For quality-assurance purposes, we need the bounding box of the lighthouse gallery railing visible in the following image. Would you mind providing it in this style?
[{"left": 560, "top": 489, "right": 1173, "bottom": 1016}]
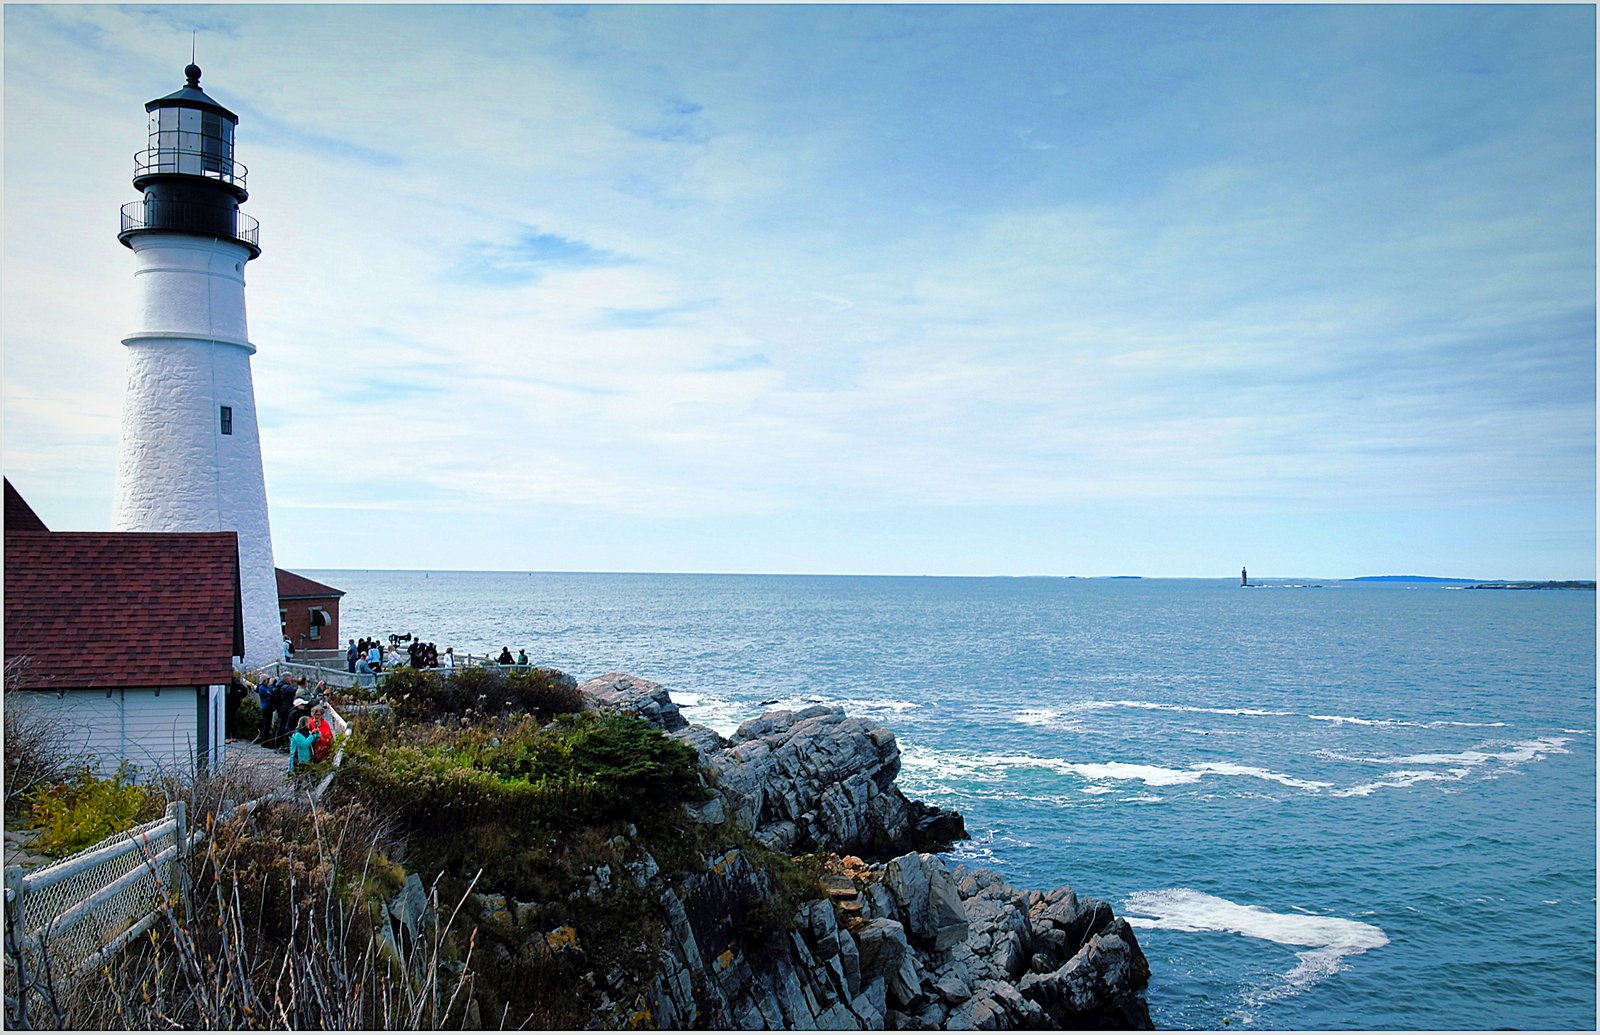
[{"left": 120, "top": 200, "right": 260, "bottom": 250}]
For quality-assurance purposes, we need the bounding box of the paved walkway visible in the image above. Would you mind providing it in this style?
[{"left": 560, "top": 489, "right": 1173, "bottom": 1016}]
[{"left": 221, "top": 738, "right": 289, "bottom": 785}]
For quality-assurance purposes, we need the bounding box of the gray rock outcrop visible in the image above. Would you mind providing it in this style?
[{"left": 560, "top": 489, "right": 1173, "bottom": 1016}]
[
  {"left": 575, "top": 673, "right": 1152, "bottom": 1029},
  {"left": 635, "top": 850, "right": 1150, "bottom": 1030}
]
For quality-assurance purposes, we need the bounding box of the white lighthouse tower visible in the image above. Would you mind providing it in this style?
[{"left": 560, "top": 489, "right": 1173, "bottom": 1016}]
[{"left": 112, "top": 63, "right": 279, "bottom": 666}]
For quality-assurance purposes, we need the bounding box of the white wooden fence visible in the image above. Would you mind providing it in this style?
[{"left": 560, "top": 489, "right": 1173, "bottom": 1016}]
[{"left": 3, "top": 701, "right": 351, "bottom": 1024}]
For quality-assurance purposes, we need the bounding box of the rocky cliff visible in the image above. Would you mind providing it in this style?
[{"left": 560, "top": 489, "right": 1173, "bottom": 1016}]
[{"left": 570, "top": 673, "right": 1153, "bottom": 1029}]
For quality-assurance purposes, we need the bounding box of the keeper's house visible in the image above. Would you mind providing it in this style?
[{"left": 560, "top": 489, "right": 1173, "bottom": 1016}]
[
  {"left": 4, "top": 480, "right": 242, "bottom": 778},
  {"left": 277, "top": 568, "right": 343, "bottom": 650}
]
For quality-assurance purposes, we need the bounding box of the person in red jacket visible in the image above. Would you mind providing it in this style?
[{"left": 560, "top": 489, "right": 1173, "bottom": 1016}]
[{"left": 309, "top": 705, "right": 335, "bottom": 763}]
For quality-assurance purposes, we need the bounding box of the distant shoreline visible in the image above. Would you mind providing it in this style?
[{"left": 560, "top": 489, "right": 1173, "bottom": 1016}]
[
  {"left": 1462, "top": 581, "right": 1596, "bottom": 591},
  {"left": 296, "top": 568, "right": 1593, "bottom": 584}
]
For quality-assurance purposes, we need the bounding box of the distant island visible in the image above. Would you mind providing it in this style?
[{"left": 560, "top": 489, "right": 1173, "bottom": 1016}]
[
  {"left": 1347, "top": 575, "right": 1477, "bottom": 583},
  {"left": 1463, "top": 581, "right": 1595, "bottom": 591}
]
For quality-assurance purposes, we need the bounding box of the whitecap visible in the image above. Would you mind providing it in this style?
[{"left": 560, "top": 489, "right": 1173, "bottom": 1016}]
[
  {"left": 941, "top": 829, "right": 1035, "bottom": 868},
  {"left": 1362, "top": 735, "right": 1570, "bottom": 768},
  {"left": 1016, "top": 708, "right": 1063, "bottom": 725},
  {"left": 1308, "top": 713, "right": 1510, "bottom": 730},
  {"left": 1188, "top": 762, "right": 1333, "bottom": 792},
  {"left": 1122, "top": 888, "right": 1387, "bottom": 1001},
  {"left": 908, "top": 748, "right": 1328, "bottom": 792},
  {"left": 900, "top": 745, "right": 1008, "bottom": 783},
  {"left": 1333, "top": 766, "right": 1474, "bottom": 797},
  {"left": 1123, "top": 794, "right": 1164, "bottom": 804},
  {"left": 1308, "top": 713, "right": 1408, "bottom": 728},
  {"left": 1091, "top": 699, "right": 1293, "bottom": 718}
]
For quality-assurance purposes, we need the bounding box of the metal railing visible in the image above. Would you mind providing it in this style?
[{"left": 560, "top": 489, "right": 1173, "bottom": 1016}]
[
  {"left": 266, "top": 655, "right": 545, "bottom": 691},
  {"left": 133, "top": 147, "right": 247, "bottom": 189},
  {"left": 119, "top": 200, "right": 260, "bottom": 251}
]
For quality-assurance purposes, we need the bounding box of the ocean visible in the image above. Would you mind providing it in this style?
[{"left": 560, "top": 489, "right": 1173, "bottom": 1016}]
[{"left": 308, "top": 570, "right": 1596, "bottom": 1031}]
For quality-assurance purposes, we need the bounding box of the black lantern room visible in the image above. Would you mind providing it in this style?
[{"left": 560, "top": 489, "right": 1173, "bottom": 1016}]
[{"left": 118, "top": 64, "right": 260, "bottom": 257}]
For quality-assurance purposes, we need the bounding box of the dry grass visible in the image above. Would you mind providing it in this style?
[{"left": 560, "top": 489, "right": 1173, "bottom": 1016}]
[{"left": 17, "top": 794, "right": 487, "bottom": 1031}]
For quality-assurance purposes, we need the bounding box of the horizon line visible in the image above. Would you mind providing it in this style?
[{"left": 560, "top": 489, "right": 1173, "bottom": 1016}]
[{"left": 284, "top": 567, "right": 1573, "bottom": 583}]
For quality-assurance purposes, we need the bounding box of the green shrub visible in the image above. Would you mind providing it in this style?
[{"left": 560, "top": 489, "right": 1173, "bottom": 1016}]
[
  {"left": 235, "top": 693, "right": 262, "bottom": 740},
  {"left": 560, "top": 712, "right": 707, "bottom": 811},
  {"left": 507, "top": 667, "right": 585, "bottom": 721},
  {"left": 382, "top": 664, "right": 583, "bottom": 725},
  {"left": 27, "top": 765, "right": 165, "bottom": 856},
  {"left": 343, "top": 713, "right": 708, "bottom": 878}
]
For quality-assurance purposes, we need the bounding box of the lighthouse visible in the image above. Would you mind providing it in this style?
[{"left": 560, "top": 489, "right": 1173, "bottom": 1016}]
[{"left": 112, "top": 63, "right": 279, "bottom": 666}]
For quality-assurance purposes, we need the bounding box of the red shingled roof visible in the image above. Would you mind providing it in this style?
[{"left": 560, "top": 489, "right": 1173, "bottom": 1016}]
[
  {"left": 276, "top": 568, "right": 345, "bottom": 599},
  {"left": 5, "top": 530, "right": 243, "bottom": 689},
  {"left": 5, "top": 479, "right": 49, "bottom": 533}
]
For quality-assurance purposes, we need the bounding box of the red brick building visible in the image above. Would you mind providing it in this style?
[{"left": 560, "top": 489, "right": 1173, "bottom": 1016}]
[{"left": 276, "top": 568, "right": 344, "bottom": 650}]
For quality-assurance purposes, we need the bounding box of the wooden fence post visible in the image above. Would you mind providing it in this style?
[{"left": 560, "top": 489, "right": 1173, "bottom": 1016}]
[
  {"left": 170, "top": 800, "right": 190, "bottom": 919},
  {"left": 5, "top": 865, "right": 31, "bottom": 1028}
]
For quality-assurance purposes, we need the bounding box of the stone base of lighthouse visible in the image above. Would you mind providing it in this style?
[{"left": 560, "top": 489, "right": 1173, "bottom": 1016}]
[{"left": 112, "top": 234, "right": 280, "bottom": 667}]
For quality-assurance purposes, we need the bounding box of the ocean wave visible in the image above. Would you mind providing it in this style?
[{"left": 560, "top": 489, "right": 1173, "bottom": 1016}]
[
  {"left": 1308, "top": 713, "right": 1510, "bottom": 730},
  {"left": 1352, "top": 735, "right": 1571, "bottom": 768},
  {"left": 1027, "top": 703, "right": 1515, "bottom": 733},
  {"left": 940, "top": 828, "right": 1035, "bottom": 869},
  {"left": 903, "top": 746, "right": 1326, "bottom": 792},
  {"left": 899, "top": 745, "right": 1009, "bottom": 783},
  {"left": 1332, "top": 768, "right": 1474, "bottom": 798},
  {"left": 1122, "top": 888, "right": 1387, "bottom": 1002},
  {"left": 1088, "top": 700, "right": 1294, "bottom": 718}
]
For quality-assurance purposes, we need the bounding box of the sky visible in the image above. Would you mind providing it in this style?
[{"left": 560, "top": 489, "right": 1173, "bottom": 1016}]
[{"left": 2, "top": 3, "right": 1595, "bottom": 579}]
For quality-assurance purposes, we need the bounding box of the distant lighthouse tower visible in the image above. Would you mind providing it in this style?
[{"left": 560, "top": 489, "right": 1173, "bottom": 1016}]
[{"left": 112, "top": 63, "right": 279, "bottom": 666}]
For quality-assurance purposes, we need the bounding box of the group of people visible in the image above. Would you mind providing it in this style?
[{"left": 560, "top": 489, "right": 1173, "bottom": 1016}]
[
  {"left": 254, "top": 675, "right": 335, "bottom": 771},
  {"left": 496, "top": 647, "right": 530, "bottom": 667},
  {"left": 346, "top": 636, "right": 457, "bottom": 683}
]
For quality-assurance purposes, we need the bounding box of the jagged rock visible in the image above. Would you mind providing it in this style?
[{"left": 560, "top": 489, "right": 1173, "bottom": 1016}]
[
  {"left": 470, "top": 891, "right": 511, "bottom": 927},
  {"left": 625, "top": 851, "right": 661, "bottom": 887},
  {"left": 883, "top": 852, "right": 969, "bottom": 952},
  {"left": 908, "top": 799, "right": 969, "bottom": 851},
  {"left": 564, "top": 676, "right": 1151, "bottom": 1030},
  {"left": 676, "top": 722, "right": 728, "bottom": 759},
  {"left": 578, "top": 672, "right": 688, "bottom": 732},
  {"left": 388, "top": 872, "right": 430, "bottom": 943},
  {"left": 1018, "top": 923, "right": 1153, "bottom": 1029}
]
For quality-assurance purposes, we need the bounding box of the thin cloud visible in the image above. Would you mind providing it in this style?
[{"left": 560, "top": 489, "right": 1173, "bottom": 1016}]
[{"left": 451, "top": 228, "right": 629, "bottom": 285}]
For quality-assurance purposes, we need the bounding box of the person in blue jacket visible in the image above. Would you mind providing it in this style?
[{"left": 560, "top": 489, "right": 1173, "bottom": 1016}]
[{"left": 287, "top": 716, "right": 321, "bottom": 773}]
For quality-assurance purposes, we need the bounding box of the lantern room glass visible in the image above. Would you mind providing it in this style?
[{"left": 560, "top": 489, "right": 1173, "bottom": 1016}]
[{"left": 145, "top": 105, "right": 236, "bottom": 179}]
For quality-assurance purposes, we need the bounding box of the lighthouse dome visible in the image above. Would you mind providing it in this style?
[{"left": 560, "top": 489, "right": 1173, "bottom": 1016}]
[{"left": 146, "top": 63, "right": 239, "bottom": 121}]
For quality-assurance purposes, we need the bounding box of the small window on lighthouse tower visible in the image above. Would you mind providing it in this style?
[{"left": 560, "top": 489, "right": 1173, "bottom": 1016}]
[{"left": 220, "top": 406, "right": 233, "bottom": 435}]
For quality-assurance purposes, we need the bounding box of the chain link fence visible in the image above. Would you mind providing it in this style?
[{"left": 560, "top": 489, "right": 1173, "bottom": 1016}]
[{"left": 5, "top": 801, "right": 186, "bottom": 1023}]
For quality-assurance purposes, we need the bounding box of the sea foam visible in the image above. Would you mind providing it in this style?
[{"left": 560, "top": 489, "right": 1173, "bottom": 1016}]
[{"left": 1122, "top": 888, "right": 1388, "bottom": 1000}]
